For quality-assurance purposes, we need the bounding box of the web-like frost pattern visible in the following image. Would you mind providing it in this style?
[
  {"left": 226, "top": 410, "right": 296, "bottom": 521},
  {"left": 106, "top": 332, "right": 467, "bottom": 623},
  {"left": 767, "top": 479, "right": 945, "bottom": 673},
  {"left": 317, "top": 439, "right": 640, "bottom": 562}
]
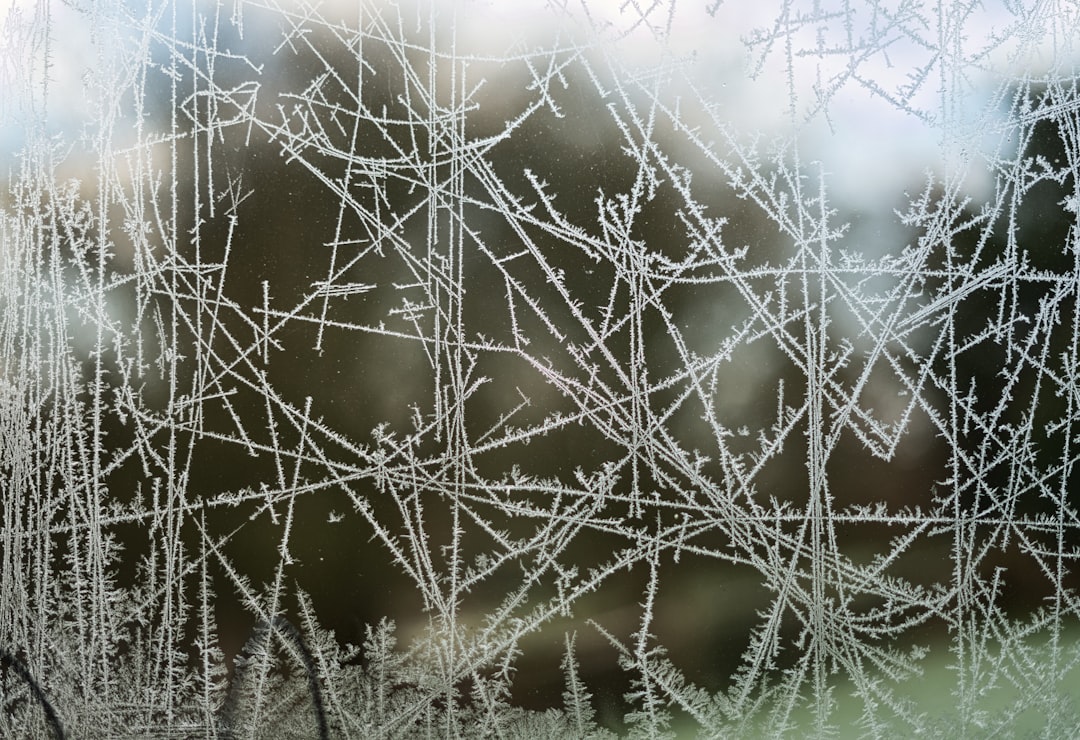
[{"left": 2, "top": 0, "right": 1080, "bottom": 737}]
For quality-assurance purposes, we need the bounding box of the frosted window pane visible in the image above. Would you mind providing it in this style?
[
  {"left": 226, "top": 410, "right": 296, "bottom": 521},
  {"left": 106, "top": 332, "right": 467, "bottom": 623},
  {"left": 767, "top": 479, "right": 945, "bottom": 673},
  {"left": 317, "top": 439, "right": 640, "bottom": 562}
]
[{"left": 2, "top": 1, "right": 1079, "bottom": 736}]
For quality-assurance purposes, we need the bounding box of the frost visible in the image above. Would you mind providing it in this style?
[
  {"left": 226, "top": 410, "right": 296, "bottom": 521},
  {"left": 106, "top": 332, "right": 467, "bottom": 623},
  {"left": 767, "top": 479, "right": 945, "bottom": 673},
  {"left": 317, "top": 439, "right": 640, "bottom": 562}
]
[{"left": 2, "top": 0, "right": 1080, "bottom": 737}]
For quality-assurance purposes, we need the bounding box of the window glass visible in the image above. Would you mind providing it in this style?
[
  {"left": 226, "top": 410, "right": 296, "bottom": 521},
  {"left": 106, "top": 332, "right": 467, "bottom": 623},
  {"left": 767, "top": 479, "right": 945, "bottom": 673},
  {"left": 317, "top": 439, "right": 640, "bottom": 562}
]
[{"left": 2, "top": 1, "right": 1078, "bottom": 735}]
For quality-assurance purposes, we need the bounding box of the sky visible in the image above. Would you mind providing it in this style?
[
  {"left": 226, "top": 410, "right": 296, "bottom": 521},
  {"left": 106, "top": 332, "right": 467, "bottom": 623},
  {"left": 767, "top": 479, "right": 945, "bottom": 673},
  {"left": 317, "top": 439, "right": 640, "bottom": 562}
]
[{"left": 0, "top": 0, "right": 1069, "bottom": 207}]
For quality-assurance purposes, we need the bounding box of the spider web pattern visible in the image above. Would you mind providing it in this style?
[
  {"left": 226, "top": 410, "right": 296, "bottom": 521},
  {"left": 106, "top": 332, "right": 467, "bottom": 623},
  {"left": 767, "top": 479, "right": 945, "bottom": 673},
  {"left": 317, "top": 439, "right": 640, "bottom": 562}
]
[{"left": 2, "top": 0, "right": 1080, "bottom": 736}]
